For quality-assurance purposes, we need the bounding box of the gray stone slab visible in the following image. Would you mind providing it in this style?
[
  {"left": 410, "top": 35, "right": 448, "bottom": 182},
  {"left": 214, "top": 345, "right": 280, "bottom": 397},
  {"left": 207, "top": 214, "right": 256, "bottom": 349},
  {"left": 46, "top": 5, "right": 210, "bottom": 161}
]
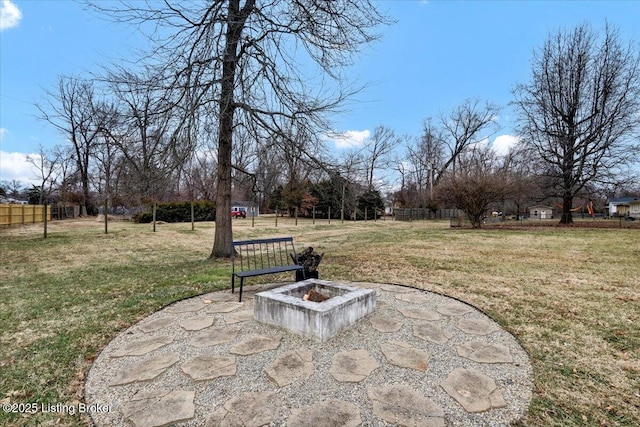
[
  {"left": 230, "top": 335, "right": 282, "bottom": 355},
  {"left": 110, "top": 353, "right": 180, "bottom": 386},
  {"left": 457, "top": 318, "right": 500, "bottom": 335},
  {"left": 207, "top": 301, "right": 245, "bottom": 313},
  {"left": 181, "top": 355, "right": 236, "bottom": 381},
  {"left": 287, "top": 400, "right": 361, "bottom": 427},
  {"left": 188, "top": 326, "right": 240, "bottom": 348},
  {"left": 397, "top": 306, "right": 441, "bottom": 321},
  {"left": 137, "top": 316, "right": 177, "bottom": 333},
  {"left": 205, "top": 391, "right": 277, "bottom": 427},
  {"left": 367, "top": 384, "right": 445, "bottom": 427},
  {"left": 178, "top": 316, "right": 215, "bottom": 331},
  {"left": 166, "top": 299, "right": 207, "bottom": 313},
  {"left": 441, "top": 368, "right": 507, "bottom": 413},
  {"left": 203, "top": 293, "right": 236, "bottom": 303},
  {"left": 110, "top": 336, "right": 174, "bottom": 358},
  {"left": 395, "top": 293, "right": 431, "bottom": 304},
  {"left": 329, "top": 349, "right": 379, "bottom": 382},
  {"left": 224, "top": 310, "right": 253, "bottom": 324},
  {"left": 436, "top": 303, "right": 473, "bottom": 316},
  {"left": 380, "top": 340, "right": 430, "bottom": 371},
  {"left": 379, "top": 284, "right": 414, "bottom": 293},
  {"left": 369, "top": 313, "right": 403, "bottom": 333},
  {"left": 457, "top": 340, "right": 513, "bottom": 363},
  {"left": 122, "top": 389, "right": 195, "bottom": 427},
  {"left": 413, "top": 321, "right": 452, "bottom": 344},
  {"left": 265, "top": 348, "right": 314, "bottom": 387}
]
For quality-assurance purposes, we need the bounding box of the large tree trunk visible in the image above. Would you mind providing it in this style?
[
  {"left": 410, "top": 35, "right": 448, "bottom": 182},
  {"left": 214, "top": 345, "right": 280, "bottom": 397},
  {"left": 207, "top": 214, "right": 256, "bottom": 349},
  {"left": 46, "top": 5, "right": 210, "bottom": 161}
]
[
  {"left": 211, "top": 115, "right": 234, "bottom": 257},
  {"left": 210, "top": 0, "right": 254, "bottom": 258},
  {"left": 560, "top": 194, "right": 574, "bottom": 225}
]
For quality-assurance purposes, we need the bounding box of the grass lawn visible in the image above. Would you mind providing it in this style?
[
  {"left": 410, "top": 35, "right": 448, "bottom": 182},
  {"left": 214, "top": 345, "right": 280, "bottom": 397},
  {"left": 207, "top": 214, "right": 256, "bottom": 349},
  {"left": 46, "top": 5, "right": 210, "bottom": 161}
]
[{"left": 1, "top": 216, "right": 638, "bottom": 426}]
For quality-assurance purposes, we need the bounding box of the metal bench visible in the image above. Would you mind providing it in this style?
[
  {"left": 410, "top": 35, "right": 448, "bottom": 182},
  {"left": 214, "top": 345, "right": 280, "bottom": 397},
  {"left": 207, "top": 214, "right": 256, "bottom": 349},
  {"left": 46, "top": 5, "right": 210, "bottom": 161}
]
[{"left": 231, "top": 237, "right": 304, "bottom": 302}]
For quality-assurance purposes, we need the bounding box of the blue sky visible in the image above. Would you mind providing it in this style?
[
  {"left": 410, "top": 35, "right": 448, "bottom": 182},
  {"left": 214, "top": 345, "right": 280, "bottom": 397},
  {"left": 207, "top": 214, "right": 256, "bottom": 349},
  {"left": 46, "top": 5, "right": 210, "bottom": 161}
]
[{"left": 2, "top": 0, "right": 640, "bottom": 187}]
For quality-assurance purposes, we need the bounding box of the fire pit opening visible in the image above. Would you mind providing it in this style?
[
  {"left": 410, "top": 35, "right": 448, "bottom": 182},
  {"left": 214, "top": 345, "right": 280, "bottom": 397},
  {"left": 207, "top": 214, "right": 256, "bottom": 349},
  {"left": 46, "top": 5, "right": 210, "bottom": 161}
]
[
  {"left": 285, "top": 282, "right": 347, "bottom": 302},
  {"left": 253, "top": 280, "right": 376, "bottom": 342}
]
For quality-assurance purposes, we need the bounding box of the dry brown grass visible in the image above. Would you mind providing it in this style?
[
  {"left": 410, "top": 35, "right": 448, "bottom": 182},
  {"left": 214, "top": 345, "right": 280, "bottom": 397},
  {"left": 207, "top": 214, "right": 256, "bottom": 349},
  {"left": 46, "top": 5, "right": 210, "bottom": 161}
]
[{"left": 1, "top": 216, "right": 639, "bottom": 426}]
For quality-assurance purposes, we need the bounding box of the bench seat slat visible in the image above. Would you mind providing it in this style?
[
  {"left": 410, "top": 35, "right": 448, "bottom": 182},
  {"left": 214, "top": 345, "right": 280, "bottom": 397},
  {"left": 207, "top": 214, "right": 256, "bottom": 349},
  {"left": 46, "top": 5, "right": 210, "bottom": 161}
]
[{"left": 234, "top": 265, "right": 302, "bottom": 278}]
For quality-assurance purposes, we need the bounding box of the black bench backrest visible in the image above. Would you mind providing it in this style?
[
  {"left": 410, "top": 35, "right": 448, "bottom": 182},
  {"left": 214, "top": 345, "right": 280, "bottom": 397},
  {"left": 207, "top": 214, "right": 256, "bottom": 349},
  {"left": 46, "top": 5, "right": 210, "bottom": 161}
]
[{"left": 232, "top": 237, "right": 299, "bottom": 274}]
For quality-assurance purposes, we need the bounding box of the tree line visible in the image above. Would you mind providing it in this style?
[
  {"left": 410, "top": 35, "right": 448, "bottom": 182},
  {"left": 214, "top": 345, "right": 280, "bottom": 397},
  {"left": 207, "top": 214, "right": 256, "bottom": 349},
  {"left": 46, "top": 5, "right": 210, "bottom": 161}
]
[{"left": 2, "top": 4, "right": 639, "bottom": 250}]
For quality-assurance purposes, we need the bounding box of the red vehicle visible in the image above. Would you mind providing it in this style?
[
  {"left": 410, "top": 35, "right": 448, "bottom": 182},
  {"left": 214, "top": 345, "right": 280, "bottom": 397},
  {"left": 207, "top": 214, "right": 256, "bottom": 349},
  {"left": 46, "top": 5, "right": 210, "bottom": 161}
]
[{"left": 231, "top": 207, "right": 247, "bottom": 218}]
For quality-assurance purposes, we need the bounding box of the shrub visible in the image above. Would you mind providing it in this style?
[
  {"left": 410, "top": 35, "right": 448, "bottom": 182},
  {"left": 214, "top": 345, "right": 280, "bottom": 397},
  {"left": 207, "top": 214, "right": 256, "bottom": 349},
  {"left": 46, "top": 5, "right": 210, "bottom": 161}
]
[{"left": 132, "top": 201, "right": 216, "bottom": 223}]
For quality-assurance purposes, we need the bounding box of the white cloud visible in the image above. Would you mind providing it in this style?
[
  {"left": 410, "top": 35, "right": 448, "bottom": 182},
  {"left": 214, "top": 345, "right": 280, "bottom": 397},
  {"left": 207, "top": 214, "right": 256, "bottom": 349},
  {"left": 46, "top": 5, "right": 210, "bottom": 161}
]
[
  {"left": 0, "top": 0, "right": 22, "bottom": 31},
  {"left": 0, "top": 128, "right": 6, "bottom": 141},
  {"left": 327, "top": 129, "right": 371, "bottom": 149},
  {"left": 0, "top": 151, "right": 40, "bottom": 187},
  {"left": 491, "top": 134, "right": 519, "bottom": 156}
]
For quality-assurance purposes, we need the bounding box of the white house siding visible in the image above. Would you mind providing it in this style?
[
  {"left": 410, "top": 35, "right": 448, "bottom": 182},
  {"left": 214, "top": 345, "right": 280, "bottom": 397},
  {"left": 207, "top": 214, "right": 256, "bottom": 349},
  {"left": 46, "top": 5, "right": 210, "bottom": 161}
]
[{"left": 529, "top": 206, "right": 554, "bottom": 220}]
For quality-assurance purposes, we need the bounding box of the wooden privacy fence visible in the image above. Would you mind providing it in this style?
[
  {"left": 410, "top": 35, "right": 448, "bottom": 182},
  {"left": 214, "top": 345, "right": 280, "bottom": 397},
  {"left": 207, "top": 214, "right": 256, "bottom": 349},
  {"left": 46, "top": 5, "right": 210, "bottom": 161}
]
[{"left": 0, "top": 204, "right": 52, "bottom": 228}]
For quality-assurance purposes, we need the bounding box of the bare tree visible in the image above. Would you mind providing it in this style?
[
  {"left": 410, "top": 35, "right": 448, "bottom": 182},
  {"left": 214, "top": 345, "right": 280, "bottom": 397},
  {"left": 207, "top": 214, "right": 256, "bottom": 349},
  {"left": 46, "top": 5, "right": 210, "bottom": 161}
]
[
  {"left": 405, "top": 121, "right": 445, "bottom": 205},
  {"left": 436, "top": 99, "right": 499, "bottom": 184},
  {"left": 513, "top": 23, "right": 640, "bottom": 224},
  {"left": 106, "top": 68, "right": 196, "bottom": 204},
  {"left": 26, "top": 144, "right": 61, "bottom": 204},
  {"left": 91, "top": 1, "right": 388, "bottom": 258},
  {"left": 363, "top": 125, "right": 398, "bottom": 191},
  {"left": 437, "top": 146, "right": 511, "bottom": 228},
  {"left": 37, "top": 76, "right": 104, "bottom": 215}
]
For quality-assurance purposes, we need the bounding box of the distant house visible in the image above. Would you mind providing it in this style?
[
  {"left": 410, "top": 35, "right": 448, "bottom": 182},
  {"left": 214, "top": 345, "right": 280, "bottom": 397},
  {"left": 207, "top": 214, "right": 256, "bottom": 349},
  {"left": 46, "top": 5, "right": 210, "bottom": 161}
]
[
  {"left": 607, "top": 197, "right": 639, "bottom": 217},
  {"left": 0, "top": 196, "right": 28, "bottom": 204},
  {"left": 232, "top": 201, "right": 259, "bottom": 218},
  {"left": 529, "top": 205, "right": 554, "bottom": 220},
  {"left": 629, "top": 199, "right": 640, "bottom": 219}
]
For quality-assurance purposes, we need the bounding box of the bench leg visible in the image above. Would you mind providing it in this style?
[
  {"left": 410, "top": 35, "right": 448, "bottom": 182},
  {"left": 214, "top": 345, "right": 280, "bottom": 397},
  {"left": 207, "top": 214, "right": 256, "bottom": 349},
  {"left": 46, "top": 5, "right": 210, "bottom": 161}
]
[
  {"left": 239, "top": 277, "right": 244, "bottom": 302},
  {"left": 231, "top": 274, "right": 235, "bottom": 294}
]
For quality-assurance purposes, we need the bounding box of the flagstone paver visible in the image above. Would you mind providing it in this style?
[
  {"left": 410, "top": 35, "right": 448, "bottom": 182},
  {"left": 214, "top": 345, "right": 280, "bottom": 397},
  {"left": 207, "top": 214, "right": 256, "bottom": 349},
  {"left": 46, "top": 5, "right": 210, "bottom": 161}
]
[
  {"left": 329, "top": 348, "right": 380, "bottom": 382},
  {"left": 223, "top": 309, "right": 253, "bottom": 324},
  {"left": 204, "top": 391, "right": 278, "bottom": 427},
  {"left": 368, "top": 312, "right": 403, "bottom": 332},
  {"left": 229, "top": 334, "right": 282, "bottom": 355},
  {"left": 457, "top": 317, "right": 501, "bottom": 335},
  {"left": 265, "top": 348, "right": 314, "bottom": 387},
  {"left": 441, "top": 368, "right": 507, "bottom": 413},
  {"left": 368, "top": 384, "right": 445, "bottom": 427},
  {"left": 109, "top": 353, "right": 180, "bottom": 386},
  {"left": 187, "top": 326, "right": 240, "bottom": 348},
  {"left": 165, "top": 299, "right": 208, "bottom": 313},
  {"left": 436, "top": 302, "right": 474, "bottom": 316},
  {"left": 380, "top": 340, "right": 430, "bottom": 371},
  {"left": 137, "top": 316, "right": 177, "bottom": 333},
  {"left": 379, "top": 284, "right": 413, "bottom": 293},
  {"left": 181, "top": 355, "right": 236, "bottom": 381},
  {"left": 287, "top": 400, "right": 362, "bottom": 427},
  {"left": 397, "top": 306, "right": 441, "bottom": 321},
  {"left": 413, "top": 321, "right": 452, "bottom": 344},
  {"left": 121, "top": 389, "right": 195, "bottom": 427},
  {"left": 85, "top": 282, "right": 533, "bottom": 427},
  {"left": 207, "top": 301, "right": 245, "bottom": 313},
  {"left": 457, "top": 340, "right": 513, "bottom": 363},
  {"left": 395, "top": 292, "right": 431, "bottom": 304},
  {"left": 178, "top": 315, "right": 215, "bottom": 331},
  {"left": 110, "top": 336, "right": 174, "bottom": 358},
  {"left": 203, "top": 292, "right": 236, "bottom": 303}
]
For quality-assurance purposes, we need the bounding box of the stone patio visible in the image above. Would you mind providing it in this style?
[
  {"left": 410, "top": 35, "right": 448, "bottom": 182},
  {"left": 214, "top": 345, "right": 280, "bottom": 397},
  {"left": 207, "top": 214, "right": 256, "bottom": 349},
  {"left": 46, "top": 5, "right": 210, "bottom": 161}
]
[{"left": 84, "top": 281, "right": 534, "bottom": 426}]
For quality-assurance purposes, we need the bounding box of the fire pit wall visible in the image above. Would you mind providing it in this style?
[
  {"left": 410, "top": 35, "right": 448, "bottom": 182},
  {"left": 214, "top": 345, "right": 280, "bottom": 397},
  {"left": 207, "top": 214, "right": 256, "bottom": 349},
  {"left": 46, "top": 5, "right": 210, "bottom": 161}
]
[{"left": 253, "top": 280, "right": 376, "bottom": 342}]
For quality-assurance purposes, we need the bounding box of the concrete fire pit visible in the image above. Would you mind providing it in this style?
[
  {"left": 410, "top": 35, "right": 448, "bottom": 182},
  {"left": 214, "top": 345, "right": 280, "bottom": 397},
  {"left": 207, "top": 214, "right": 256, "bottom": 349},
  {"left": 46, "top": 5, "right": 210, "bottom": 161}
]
[{"left": 253, "top": 279, "right": 376, "bottom": 342}]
